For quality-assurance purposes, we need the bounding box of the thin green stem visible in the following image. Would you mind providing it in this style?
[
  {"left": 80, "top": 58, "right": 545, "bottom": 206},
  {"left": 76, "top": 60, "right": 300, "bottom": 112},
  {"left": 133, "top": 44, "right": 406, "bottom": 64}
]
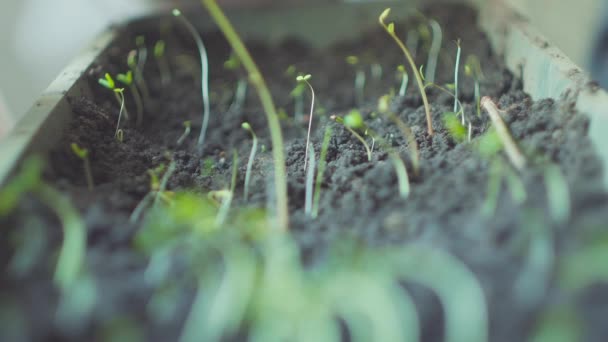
[
  {"left": 312, "top": 126, "right": 332, "bottom": 218},
  {"left": 202, "top": 0, "right": 288, "bottom": 231},
  {"left": 242, "top": 123, "right": 258, "bottom": 201}
]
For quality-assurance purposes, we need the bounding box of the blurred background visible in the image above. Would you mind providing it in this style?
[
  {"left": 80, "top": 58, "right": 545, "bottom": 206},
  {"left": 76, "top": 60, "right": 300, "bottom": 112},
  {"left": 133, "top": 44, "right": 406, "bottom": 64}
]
[{"left": 0, "top": 0, "right": 605, "bottom": 136}]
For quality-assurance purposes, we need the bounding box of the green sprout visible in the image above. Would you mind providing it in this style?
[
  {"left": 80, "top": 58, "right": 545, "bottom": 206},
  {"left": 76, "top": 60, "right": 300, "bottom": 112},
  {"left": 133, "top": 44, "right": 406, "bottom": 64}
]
[
  {"left": 130, "top": 161, "right": 176, "bottom": 223},
  {"left": 453, "top": 39, "right": 462, "bottom": 113},
  {"left": 425, "top": 19, "right": 443, "bottom": 84},
  {"left": 379, "top": 8, "right": 434, "bottom": 136},
  {"left": 543, "top": 163, "right": 570, "bottom": 224},
  {"left": 290, "top": 74, "right": 307, "bottom": 121},
  {"left": 331, "top": 111, "right": 372, "bottom": 161},
  {"left": 98, "top": 73, "right": 131, "bottom": 121},
  {"left": 113, "top": 88, "right": 127, "bottom": 141},
  {"left": 70, "top": 143, "right": 94, "bottom": 191},
  {"left": 481, "top": 96, "right": 527, "bottom": 171},
  {"left": 173, "top": 9, "right": 211, "bottom": 149},
  {"left": 378, "top": 94, "right": 420, "bottom": 175},
  {"left": 370, "top": 62, "right": 383, "bottom": 83},
  {"left": 346, "top": 55, "right": 366, "bottom": 106},
  {"left": 443, "top": 112, "right": 467, "bottom": 142},
  {"left": 116, "top": 70, "right": 144, "bottom": 127},
  {"left": 215, "top": 150, "right": 238, "bottom": 226},
  {"left": 154, "top": 40, "right": 172, "bottom": 85},
  {"left": 134, "top": 36, "right": 152, "bottom": 103},
  {"left": 465, "top": 55, "right": 484, "bottom": 117},
  {"left": 406, "top": 29, "right": 419, "bottom": 59},
  {"left": 177, "top": 120, "right": 192, "bottom": 146},
  {"left": 396, "top": 65, "right": 409, "bottom": 97},
  {"left": 296, "top": 74, "right": 315, "bottom": 172},
  {"left": 312, "top": 126, "right": 332, "bottom": 218},
  {"left": 241, "top": 122, "right": 258, "bottom": 201},
  {"left": 224, "top": 53, "right": 248, "bottom": 112},
  {"left": 201, "top": 0, "right": 289, "bottom": 231},
  {"left": 304, "top": 142, "right": 316, "bottom": 216}
]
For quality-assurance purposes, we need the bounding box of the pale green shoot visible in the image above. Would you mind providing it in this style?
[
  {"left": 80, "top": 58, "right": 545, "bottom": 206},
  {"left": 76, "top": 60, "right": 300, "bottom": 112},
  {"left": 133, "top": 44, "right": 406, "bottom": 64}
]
[
  {"left": 242, "top": 122, "right": 258, "bottom": 201},
  {"left": 177, "top": 121, "right": 192, "bottom": 146},
  {"left": 296, "top": 74, "right": 315, "bottom": 171},
  {"left": 312, "top": 126, "right": 332, "bottom": 218},
  {"left": 98, "top": 73, "right": 131, "bottom": 121},
  {"left": 70, "top": 143, "right": 94, "bottom": 191},
  {"left": 154, "top": 40, "right": 172, "bottom": 85},
  {"left": 116, "top": 70, "right": 144, "bottom": 127}
]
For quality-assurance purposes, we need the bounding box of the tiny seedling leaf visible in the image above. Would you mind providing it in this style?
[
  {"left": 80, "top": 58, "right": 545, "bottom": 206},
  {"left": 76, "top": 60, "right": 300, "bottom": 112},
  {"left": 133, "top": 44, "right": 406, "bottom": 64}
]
[
  {"left": 379, "top": 8, "right": 391, "bottom": 24},
  {"left": 98, "top": 73, "right": 115, "bottom": 89},
  {"left": 71, "top": 143, "right": 88, "bottom": 159},
  {"left": 442, "top": 112, "right": 466, "bottom": 142},
  {"left": 296, "top": 74, "right": 311, "bottom": 82},
  {"left": 344, "top": 110, "right": 364, "bottom": 130},
  {"left": 116, "top": 71, "right": 133, "bottom": 86},
  {"left": 346, "top": 55, "right": 359, "bottom": 65},
  {"left": 154, "top": 40, "right": 166, "bottom": 58},
  {"left": 387, "top": 23, "right": 395, "bottom": 34}
]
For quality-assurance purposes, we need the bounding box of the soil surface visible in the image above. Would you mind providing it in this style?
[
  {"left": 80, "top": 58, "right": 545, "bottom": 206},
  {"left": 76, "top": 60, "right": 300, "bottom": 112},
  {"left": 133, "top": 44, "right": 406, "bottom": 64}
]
[{"left": 2, "top": 3, "right": 608, "bottom": 342}]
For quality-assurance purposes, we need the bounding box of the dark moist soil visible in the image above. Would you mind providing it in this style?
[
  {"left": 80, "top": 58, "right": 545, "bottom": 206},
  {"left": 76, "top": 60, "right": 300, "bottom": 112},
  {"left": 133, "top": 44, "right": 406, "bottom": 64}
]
[{"left": 2, "top": 3, "right": 608, "bottom": 342}]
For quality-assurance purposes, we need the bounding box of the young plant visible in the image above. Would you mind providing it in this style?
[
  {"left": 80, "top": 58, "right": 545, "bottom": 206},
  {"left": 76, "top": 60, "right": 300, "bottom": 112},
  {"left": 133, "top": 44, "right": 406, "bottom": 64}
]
[
  {"left": 482, "top": 158, "right": 526, "bottom": 217},
  {"left": 481, "top": 96, "right": 527, "bottom": 171},
  {"left": 379, "top": 8, "right": 434, "bottom": 136},
  {"left": 453, "top": 39, "right": 462, "bottom": 113},
  {"left": 312, "top": 126, "right": 332, "bottom": 218},
  {"left": 154, "top": 40, "right": 172, "bottom": 86},
  {"left": 177, "top": 120, "right": 192, "bottom": 146},
  {"left": 215, "top": 150, "right": 238, "bottom": 226},
  {"left": 172, "top": 9, "right": 211, "bottom": 148},
  {"left": 134, "top": 36, "right": 152, "bottom": 103},
  {"left": 70, "top": 143, "right": 94, "bottom": 191},
  {"left": 116, "top": 70, "right": 144, "bottom": 127},
  {"left": 114, "top": 88, "right": 127, "bottom": 141},
  {"left": 330, "top": 111, "right": 372, "bottom": 161},
  {"left": 465, "top": 55, "right": 484, "bottom": 117},
  {"left": 304, "top": 142, "right": 316, "bottom": 216},
  {"left": 346, "top": 55, "right": 366, "bottom": 106},
  {"left": 201, "top": 0, "right": 289, "bottom": 231},
  {"left": 224, "top": 53, "right": 248, "bottom": 112},
  {"left": 406, "top": 29, "right": 419, "bottom": 59},
  {"left": 98, "top": 73, "right": 131, "bottom": 121},
  {"left": 378, "top": 94, "right": 420, "bottom": 175},
  {"left": 296, "top": 74, "right": 315, "bottom": 171},
  {"left": 130, "top": 161, "right": 176, "bottom": 223},
  {"left": 425, "top": 19, "right": 443, "bottom": 84},
  {"left": 544, "top": 163, "right": 570, "bottom": 224},
  {"left": 242, "top": 122, "right": 258, "bottom": 201},
  {"left": 397, "top": 65, "right": 409, "bottom": 97}
]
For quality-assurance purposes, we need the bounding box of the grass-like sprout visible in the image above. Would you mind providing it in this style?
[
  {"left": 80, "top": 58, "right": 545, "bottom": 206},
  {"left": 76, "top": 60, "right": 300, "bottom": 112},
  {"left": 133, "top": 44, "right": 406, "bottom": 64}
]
[
  {"left": 304, "top": 142, "right": 316, "bottom": 216},
  {"left": 116, "top": 70, "right": 144, "bottom": 127},
  {"left": 296, "top": 74, "right": 315, "bottom": 172},
  {"left": 371, "top": 62, "right": 383, "bottom": 82},
  {"left": 378, "top": 94, "right": 420, "bottom": 175},
  {"left": 154, "top": 40, "right": 172, "bottom": 86},
  {"left": 225, "top": 53, "right": 248, "bottom": 112},
  {"left": 481, "top": 96, "right": 527, "bottom": 171},
  {"left": 406, "top": 29, "right": 419, "bottom": 59},
  {"left": 70, "top": 143, "right": 94, "bottom": 191},
  {"left": 312, "top": 126, "right": 332, "bottom": 218},
  {"left": 134, "top": 36, "right": 151, "bottom": 103},
  {"left": 201, "top": 0, "right": 289, "bottom": 231},
  {"left": 346, "top": 55, "right": 366, "bottom": 106},
  {"left": 544, "top": 163, "right": 570, "bottom": 224},
  {"left": 331, "top": 111, "right": 372, "bottom": 161},
  {"left": 397, "top": 65, "right": 409, "bottom": 97},
  {"left": 242, "top": 122, "right": 258, "bottom": 201},
  {"left": 215, "top": 150, "right": 238, "bottom": 226},
  {"left": 177, "top": 120, "right": 192, "bottom": 146},
  {"left": 379, "top": 8, "right": 434, "bottom": 136},
  {"left": 172, "top": 8, "right": 211, "bottom": 148},
  {"left": 98, "top": 73, "right": 130, "bottom": 121},
  {"left": 425, "top": 19, "right": 443, "bottom": 84},
  {"left": 114, "top": 88, "right": 127, "bottom": 141},
  {"left": 453, "top": 39, "right": 462, "bottom": 113},
  {"left": 465, "top": 55, "right": 484, "bottom": 117},
  {"left": 443, "top": 112, "right": 467, "bottom": 142},
  {"left": 482, "top": 158, "right": 526, "bottom": 217}
]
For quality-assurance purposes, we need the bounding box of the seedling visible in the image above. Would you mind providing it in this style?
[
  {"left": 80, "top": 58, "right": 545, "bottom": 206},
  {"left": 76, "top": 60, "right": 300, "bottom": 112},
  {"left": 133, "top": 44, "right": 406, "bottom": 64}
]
[
  {"left": 98, "top": 73, "right": 131, "bottom": 121},
  {"left": 116, "top": 70, "right": 144, "bottom": 127},
  {"left": 371, "top": 62, "right": 383, "bottom": 82},
  {"left": 304, "top": 143, "right": 316, "bottom": 216},
  {"left": 443, "top": 112, "right": 467, "bottom": 142},
  {"left": 134, "top": 36, "right": 152, "bottom": 103},
  {"left": 201, "top": 0, "right": 289, "bottom": 231},
  {"left": 173, "top": 9, "right": 211, "bottom": 148},
  {"left": 544, "top": 163, "right": 570, "bottom": 224},
  {"left": 346, "top": 55, "right": 366, "bottom": 106},
  {"left": 378, "top": 94, "right": 420, "bottom": 175},
  {"left": 379, "top": 8, "right": 434, "bottom": 136},
  {"left": 406, "top": 29, "right": 419, "bottom": 59},
  {"left": 177, "top": 121, "right": 191, "bottom": 146},
  {"left": 242, "top": 122, "right": 258, "bottom": 201},
  {"left": 130, "top": 161, "right": 176, "bottom": 223},
  {"left": 296, "top": 74, "right": 316, "bottom": 172},
  {"left": 154, "top": 40, "right": 172, "bottom": 86},
  {"left": 224, "top": 53, "right": 248, "bottom": 113},
  {"left": 289, "top": 78, "right": 306, "bottom": 121},
  {"left": 453, "top": 39, "right": 462, "bottom": 113},
  {"left": 331, "top": 111, "right": 372, "bottom": 161},
  {"left": 465, "top": 55, "right": 484, "bottom": 117},
  {"left": 114, "top": 88, "right": 127, "bottom": 141},
  {"left": 425, "top": 19, "right": 443, "bottom": 84},
  {"left": 70, "top": 143, "right": 94, "bottom": 191},
  {"left": 482, "top": 158, "right": 526, "bottom": 217},
  {"left": 397, "top": 65, "right": 409, "bottom": 97},
  {"left": 312, "top": 126, "right": 332, "bottom": 218},
  {"left": 215, "top": 150, "right": 238, "bottom": 226},
  {"left": 481, "top": 97, "right": 527, "bottom": 171}
]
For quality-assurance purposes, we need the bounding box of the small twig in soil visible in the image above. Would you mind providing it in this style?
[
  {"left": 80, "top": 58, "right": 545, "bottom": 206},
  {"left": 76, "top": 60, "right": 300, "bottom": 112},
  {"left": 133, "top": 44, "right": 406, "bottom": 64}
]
[
  {"left": 481, "top": 96, "right": 527, "bottom": 171},
  {"left": 173, "top": 9, "right": 211, "bottom": 149},
  {"left": 379, "top": 8, "right": 434, "bottom": 136},
  {"left": 70, "top": 143, "right": 94, "bottom": 191},
  {"left": 242, "top": 122, "right": 258, "bottom": 201},
  {"left": 312, "top": 126, "right": 332, "bottom": 218},
  {"left": 331, "top": 111, "right": 372, "bottom": 162},
  {"left": 201, "top": 0, "right": 289, "bottom": 231},
  {"left": 296, "top": 74, "right": 315, "bottom": 172}
]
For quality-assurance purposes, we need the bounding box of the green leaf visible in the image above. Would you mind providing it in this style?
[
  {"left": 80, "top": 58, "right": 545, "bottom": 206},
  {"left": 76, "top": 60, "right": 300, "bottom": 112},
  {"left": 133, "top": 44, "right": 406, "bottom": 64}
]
[
  {"left": 442, "top": 112, "right": 466, "bottom": 142},
  {"left": 116, "top": 71, "right": 133, "bottom": 86},
  {"left": 98, "top": 73, "right": 115, "bottom": 89},
  {"left": 344, "top": 110, "right": 364, "bottom": 130},
  {"left": 70, "top": 143, "right": 88, "bottom": 159},
  {"left": 296, "top": 74, "right": 311, "bottom": 82}
]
